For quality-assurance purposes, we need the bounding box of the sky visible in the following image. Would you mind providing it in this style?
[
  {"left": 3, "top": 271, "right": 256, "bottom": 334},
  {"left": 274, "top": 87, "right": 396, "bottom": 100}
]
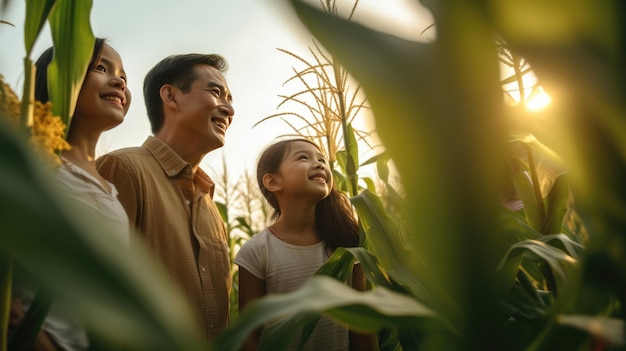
[{"left": 0, "top": 0, "right": 433, "bottom": 180}]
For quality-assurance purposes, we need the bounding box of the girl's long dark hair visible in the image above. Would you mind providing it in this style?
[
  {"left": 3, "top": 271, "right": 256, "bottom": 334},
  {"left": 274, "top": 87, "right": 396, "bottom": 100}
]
[{"left": 256, "top": 138, "right": 360, "bottom": 250}]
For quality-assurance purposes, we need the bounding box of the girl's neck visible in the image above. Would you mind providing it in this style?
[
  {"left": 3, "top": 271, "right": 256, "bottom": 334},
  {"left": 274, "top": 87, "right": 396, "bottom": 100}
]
[
  {"left": 270, "top": 218, "right": 320, "bottom": 246},
  {"left": 64, "top": 129, "right": 100, "bottom": 166},
  {"left": 62, "top": 145, "right": 95, "bottom": 169}
]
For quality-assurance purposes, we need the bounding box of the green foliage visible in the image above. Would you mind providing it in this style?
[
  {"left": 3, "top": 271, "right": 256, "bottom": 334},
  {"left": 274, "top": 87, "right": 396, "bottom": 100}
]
[
  {"left": 7, "top": 287, "right": 52, "bottom": 350},
  {"left": 215, "top": 275, "right": 440, "bottom": 351},
  {"left": 3, "top": 0, "right": 626, "bottom": 350},
  {"left": 2, "top": 1, "right": 209, "bottom": 349},
  {"left": 0, "top": 118, "right": 207, "bottom": 350},
  {"left": 218, "top": 0, "right": 626, "bottom": 350},
  {"left": 211, "top": 157, "right": 272, "bottom": 322},
  {"left": 0, "top": 258, "right": 10, "bottom": 351},
  {"left": 46, "top": 0, "right": 95, "bottom": 128},
  {"left": 23, "top": 0, "right": 55, "bottom": 55},
  {"left": 253, "top": 21, "right": 374, "bottom": 191}
]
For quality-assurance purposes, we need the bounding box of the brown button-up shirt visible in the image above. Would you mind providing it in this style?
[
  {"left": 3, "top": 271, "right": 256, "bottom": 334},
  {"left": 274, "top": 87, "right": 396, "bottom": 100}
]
[{"left": 96, "top": 136, "right": 231, "bottom": 339}]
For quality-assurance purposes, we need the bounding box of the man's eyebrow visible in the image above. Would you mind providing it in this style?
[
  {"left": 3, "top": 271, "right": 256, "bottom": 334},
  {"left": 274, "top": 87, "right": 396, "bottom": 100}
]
[{"left": 207, "top": 81, "right": 233, "bottom": 103}]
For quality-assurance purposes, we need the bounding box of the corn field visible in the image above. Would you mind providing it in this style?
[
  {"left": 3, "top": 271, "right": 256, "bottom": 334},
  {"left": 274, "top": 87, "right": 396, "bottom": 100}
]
[{"left": 2, "top": 0, "right": 626, "bottom": 350}]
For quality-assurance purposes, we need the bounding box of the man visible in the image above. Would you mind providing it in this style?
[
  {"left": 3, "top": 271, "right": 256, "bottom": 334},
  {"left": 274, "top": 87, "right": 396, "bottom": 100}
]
[{"left": 96, "top": 54, "right": 234, "bottom": 340}]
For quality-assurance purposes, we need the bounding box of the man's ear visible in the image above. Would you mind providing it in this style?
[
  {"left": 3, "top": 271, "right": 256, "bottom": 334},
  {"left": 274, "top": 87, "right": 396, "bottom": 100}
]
[
  {"left": 262, "top": 173, "right": 281, "bottom": 192},
  {"left": 160, "top": 85, "right": 177, "bottom": 109}
]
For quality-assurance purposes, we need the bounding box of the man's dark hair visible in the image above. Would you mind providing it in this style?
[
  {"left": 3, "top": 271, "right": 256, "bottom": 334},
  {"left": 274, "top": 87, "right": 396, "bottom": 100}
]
[{"left": 143, "top": 54, "right": 228, "bottom": 134}]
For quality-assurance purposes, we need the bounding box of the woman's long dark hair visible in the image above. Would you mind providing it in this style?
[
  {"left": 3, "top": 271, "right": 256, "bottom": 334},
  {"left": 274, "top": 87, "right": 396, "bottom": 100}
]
[
  {"left": 34, "top": 38, "right": 107, "bottom": 103},
  {"left": 256, "top": 138, "right": 360, "bottom": 250}
]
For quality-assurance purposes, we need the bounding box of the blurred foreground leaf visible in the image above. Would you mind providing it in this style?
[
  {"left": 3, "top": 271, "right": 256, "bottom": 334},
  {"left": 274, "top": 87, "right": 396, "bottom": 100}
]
[
  {"left": 213, "top": 275, "right": 439, "bottom": 351},
  {"left": 0, "top": 118, "right": 206, "bottom": 350}
]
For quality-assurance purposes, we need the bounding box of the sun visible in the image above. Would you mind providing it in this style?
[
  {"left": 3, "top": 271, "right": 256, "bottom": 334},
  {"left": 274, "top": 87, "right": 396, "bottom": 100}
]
[
  {"left": 525, "top": 86, "right": 552, "bottom": 112},
  {"left": 501, "top": 65, "right": 553, "bottom": 112}
]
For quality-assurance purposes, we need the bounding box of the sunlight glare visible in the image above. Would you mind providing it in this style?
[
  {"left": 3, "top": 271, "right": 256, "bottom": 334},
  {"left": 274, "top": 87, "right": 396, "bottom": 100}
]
[{"left": 525, "top": 87, "right": 552, "bottom": 112}]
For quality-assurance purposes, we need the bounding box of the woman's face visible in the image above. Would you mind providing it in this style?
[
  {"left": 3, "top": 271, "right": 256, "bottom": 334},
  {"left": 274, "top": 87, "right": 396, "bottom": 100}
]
[{"left": 73, "top": 45, "right": 131, "bottom": 131}]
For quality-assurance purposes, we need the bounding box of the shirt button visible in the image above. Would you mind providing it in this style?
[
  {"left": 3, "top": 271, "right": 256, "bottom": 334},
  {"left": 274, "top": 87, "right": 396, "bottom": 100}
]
[
  {"left": 209, "top": 324, "right": 214, "bottom": 329},
  {"left": 201, "top": 266, "right": 206, "bottom": 272},
  {"left": 185, "top": 199, "right": 190, "bottom": 205}
]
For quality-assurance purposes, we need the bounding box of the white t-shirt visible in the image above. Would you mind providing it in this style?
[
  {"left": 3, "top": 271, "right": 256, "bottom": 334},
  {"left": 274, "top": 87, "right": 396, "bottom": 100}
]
[
  {"left": 235, "top": 228, "right": 349, "bottom": 351},
  {"left": 14, "top": 158, "right": 130, "bottom": 351},
  {"left": 57, "top": 158, "right": 129, "bottom": 247}
]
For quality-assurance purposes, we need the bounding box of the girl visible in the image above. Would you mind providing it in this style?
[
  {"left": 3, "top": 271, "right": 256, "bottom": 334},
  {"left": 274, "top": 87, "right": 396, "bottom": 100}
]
[
  {"left": 11, "top": 38, "right": 131, "bottom": 351},
  {"left": 235, "top": 138, "right": 374, "bottom": 351}
]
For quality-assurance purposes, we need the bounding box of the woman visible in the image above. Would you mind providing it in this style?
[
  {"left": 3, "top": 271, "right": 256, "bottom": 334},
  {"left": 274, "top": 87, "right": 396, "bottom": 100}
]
[
  {"left": 36, "top": 38, "right": 131, "bottom": 243},
  {"left": 10, "top": 38, "right": 131, "bottom": 351}
]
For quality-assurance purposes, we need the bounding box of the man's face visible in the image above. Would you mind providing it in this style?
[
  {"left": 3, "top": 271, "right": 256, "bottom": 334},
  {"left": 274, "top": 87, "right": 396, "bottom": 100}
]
[{"left": 173, "top": 64, "right": 234, "bottom": 153}]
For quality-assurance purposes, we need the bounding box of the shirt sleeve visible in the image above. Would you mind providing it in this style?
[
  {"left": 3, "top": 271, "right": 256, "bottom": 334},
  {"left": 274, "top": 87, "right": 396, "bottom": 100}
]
[
  {"left": 96, "top": 154, "right": 139, "bottom": 227},
  {"left": 234, "top": 233, "right": 267, "bottom": 280}
]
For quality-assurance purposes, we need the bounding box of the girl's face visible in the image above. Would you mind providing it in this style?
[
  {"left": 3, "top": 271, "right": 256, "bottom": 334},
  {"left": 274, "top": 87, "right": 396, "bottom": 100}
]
[
  {"left": 73, "top": 45, "right": 131, "bottom": 131},
  {"left": 275, "top": 140, "right": 332, "bottom": 200}
]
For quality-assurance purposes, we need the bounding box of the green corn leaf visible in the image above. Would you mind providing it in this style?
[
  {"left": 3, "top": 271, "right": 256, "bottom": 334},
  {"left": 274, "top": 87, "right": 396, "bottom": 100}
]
[
  {"left": 7, "top": 288, "right": 53, "bottom": 351},
  {"left": 215, "top": 201, "right": 228, "bottom": 223},
  {"left": 23, "top": 0, "right": 56, "bottom": 56},
  {"left": 316, "top": 247, "right": 412, "bottom": 295},
  {"left": 350, "top": 190, "right": 442, "bottom": 309},
  {"left": 541, "top": 172, "right": 570, "bottom": 235},
  {"left": 496, "top": 239, "right": 578, "bottom": 293},
  {"left": 360, "top": 176, "right": 377, "bottom": 193},
  {"left": 0, "top": 119, "right": 205, "bottom": 350},
  {"left": 213, "top": 275, "right": 440, "bottom": 351},
  {"left": 375, "top": 152, "right": 390, "bottom": 183},
  {"left": 288, "top": 5, "right": 505, "bottom": 347},
  {"left": 536, "top": 234, "right": 584, "bottom": 260},
  {"left": 516, "top": 135, "right": 566, "bottom": 179},
  {"left": 0, "top": 256, "right": 10, "bottom": 351},
  {"left": 344, "top": 122, "right": 358, "bottom": 175},
  {"left": 512, "top": 171, "right": 542, "bottom": 231},
  {"left": 334, "top": 151, "right": 347, "bottom": 179},
  {"left": 557, "top": 315, "right": 624, "bottom": 346},
  {"left": 498, "top": 280, "right": 548, "bottom": 321},
  {"left": 496, "top": 208, "right": 544, "bottom": 266},
  {"left": 47, "top": 0, "right": 94, "bottom": 128},
  {"left": 332, "top": 167, "right": 348, "bottom": 193},
  {"left": 258, "top": 311, "right": 320, "bottom": 351},
  {"left": 315, "top": 247, "right": 356, "bottom": 283},
  {"left": 342, "top": 247, "right": 412, "bottom": 294},
  {"left": 360, "top": 152, "right": 384, "bottom": 168}
]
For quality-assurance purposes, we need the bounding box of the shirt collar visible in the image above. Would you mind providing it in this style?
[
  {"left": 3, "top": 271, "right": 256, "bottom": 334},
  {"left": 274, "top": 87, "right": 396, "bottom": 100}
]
[{"left": 142, "top": 136, "right": 215, "bottom": 196}]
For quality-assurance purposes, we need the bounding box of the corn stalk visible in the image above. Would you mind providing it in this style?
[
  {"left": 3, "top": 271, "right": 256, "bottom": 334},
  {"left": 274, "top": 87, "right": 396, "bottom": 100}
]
[{"left": 253, "top": 1, "right": 373, "bottom": 197}]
